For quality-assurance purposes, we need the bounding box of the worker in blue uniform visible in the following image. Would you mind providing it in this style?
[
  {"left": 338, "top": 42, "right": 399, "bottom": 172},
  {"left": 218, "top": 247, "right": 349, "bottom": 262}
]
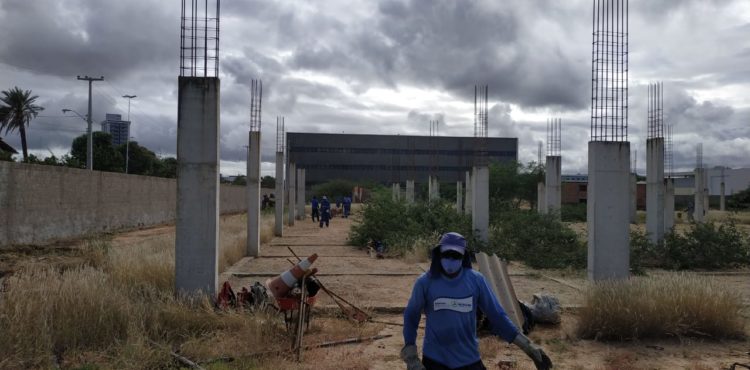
[
  {"left": 319, "top": 195, "right": 331, "bottom": 228},
  {"left": 401, "top": 232, "right": 552, "bottom": 370},
  {"left": 311, "top": 196, "right": 320, "bottom": 222}
]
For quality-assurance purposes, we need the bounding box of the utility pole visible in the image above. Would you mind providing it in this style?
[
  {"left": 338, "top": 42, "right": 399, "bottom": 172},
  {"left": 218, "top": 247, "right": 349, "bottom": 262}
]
[
  {"left": 122, "top": 94, "right": 137, "bottom": 174},
  {"left": 77, "top": 75, "right": 104, "bottom": 171}
]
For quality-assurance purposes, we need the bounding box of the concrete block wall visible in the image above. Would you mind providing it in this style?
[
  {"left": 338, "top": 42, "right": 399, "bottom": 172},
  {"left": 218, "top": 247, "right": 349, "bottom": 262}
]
[{"left": 0, "top": 161, "right": 247, "bottom": 247}]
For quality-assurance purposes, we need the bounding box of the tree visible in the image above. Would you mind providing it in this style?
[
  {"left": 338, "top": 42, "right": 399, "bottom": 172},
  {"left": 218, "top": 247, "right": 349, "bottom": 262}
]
[
  {"left": 0, "top": 87, "right": 44, "bottom": 162},
  {"left": 488, "top": 161, "right": 544, "bottom": 210},
  {"left": 71, "top": 132, "right": 123, "bottom": 172},
  {"left": 261, "top": 175, "right": 275, "bottom": 188},
  {"left": 117, "top": 141, "right": 158, "bottom": 175},
  {"left": 154, "top": 157, "right": 177, "bottom": 178}
]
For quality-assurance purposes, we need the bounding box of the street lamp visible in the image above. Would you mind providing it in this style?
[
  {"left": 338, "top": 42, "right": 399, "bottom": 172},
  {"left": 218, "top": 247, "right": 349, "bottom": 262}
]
[
  {"left": 62, "top": 108, "right": 92, "bottom": 169},
  {"left": 122, "top": 95, "right": 136, "bottom": 174}
]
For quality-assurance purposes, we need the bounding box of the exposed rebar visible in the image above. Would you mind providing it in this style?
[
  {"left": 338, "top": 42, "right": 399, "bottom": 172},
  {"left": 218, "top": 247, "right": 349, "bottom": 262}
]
[
  {"left": 547, "top": 118, "right": 562, "bottom": 156},
  {"left": 250, "top": 80, "right": 262, "bottom": 132},
  {"left": 180, "top": 0, "right": 220, "bottom": 77},
  {"left": 474, "top": 85, "right": 489, "bottom": 165},
  {"left": 276, "top": 116, "right": 285, "bottom": 154},
  {"left": 591, "top": 0, "right": 628, "bottom": 142}
]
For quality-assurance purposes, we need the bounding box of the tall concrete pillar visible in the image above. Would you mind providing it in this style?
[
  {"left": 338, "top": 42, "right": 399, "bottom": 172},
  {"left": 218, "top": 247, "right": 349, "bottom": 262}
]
[
  {"left": 456, "top": 181, "right": 463, "bottom": 212},
  {"left": 629, "top": 174, "right": 637, "bottom": 224},
  {"left": 646, "top": 138, "right": 665, "bottom": 244},
  {"left": 694, "top": 168, "right": 705, "bottom": 223},
  {"left": 296, "top": 168, "right": 305, "bottom": 220},
  {"left": 703, "top": 170, "right": 710, "bottom": 213},
  {"left": 433, "top": 178, "right": 440, "bottom": 200},
  {"left": 406, "top": 180, "right": 415, "bottom": 204},
  {"left": 274, "top": 152, "right": 284, "bottom": 236},
  {"left": 464, "top": 171, "right": 473, "bottom": 215},
  {"left": 246, "top": 131, "right": 261, "bottom": 257},
  {"left": 392, "top": 183, "right": 400, "bottom": 201},
  {"left": 472, "top": 166, "right": 489, "bottom": 243},
  {"left": 587, "top": 142, "right": 630, "bottom": 281},
  {"left": 720, "top": 181, "right": 726, "bottom": 211},
  {"left": 664, "top": 178, "right": 675, "bottom": 233},
  {"left": 428, "top": 176, "right": 440, "bottom": 201},
  {"left": 176, "top": 77, "right": 220, "bottom": 296},
  {"left": 287, "top": 162, "right": 296, "bottom": 226},
  {"left": 536, "top": 182, "right": 546, "bottom": 213},
  {"left": 545, "top": 156, "right": 561, "bottom": 216}
]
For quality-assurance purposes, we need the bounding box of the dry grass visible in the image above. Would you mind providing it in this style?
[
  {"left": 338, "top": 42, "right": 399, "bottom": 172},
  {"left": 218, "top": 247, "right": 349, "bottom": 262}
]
[
  {"left": 219, "top": 213, "right": 276, "bottom": 272},
  {"left": 0, "top": 212, "right": 289, "bottom": 369},
  {"left": 577, "top": 274, "right": 746, "bottom": 340},
  {"left": 402, "top": 232, "right": 439, "bottom": 264}
]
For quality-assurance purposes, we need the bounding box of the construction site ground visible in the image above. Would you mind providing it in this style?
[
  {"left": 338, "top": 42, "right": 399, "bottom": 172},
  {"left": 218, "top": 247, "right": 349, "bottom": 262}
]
[
  {"left": 222, "top": 212, "right": 750, "bottom": 370},
  {"left": 1, "top": 211, "right": 749, "bottom": 369}
]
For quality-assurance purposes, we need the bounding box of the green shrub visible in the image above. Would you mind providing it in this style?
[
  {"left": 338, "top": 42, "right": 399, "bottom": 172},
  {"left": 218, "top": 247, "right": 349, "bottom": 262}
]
[
  {"left": 629, "top": 229, "right": 658, "bottom": 274},
  {"left": 560, "top": 203, "right": 587, "bottom": 222},
  {"left": 311, "top": 179, "right": 358, "bottom": 200},
  {"left": 663, "top": 220, "right": 750, "bottom": 269},
  {"left": 577, "top": 274, "right": 746, "bottom": 340},
  {"left": 348, "top": 191, "right": 472, "bottom": 255},
  {"left": 487, "top": 209, "right": 585, "bottom": 269}
]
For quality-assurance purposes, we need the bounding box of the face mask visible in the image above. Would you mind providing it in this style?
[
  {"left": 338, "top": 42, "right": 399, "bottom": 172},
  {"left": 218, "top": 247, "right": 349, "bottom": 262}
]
[{"left": 441, "top": 257, "right": 462, "bottom": 275}]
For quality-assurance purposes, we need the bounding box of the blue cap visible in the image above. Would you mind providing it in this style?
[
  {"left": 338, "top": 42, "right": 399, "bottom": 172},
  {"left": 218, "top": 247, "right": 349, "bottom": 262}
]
[{"left": 439, "top": 232, "right": 466, "bottom": 255}]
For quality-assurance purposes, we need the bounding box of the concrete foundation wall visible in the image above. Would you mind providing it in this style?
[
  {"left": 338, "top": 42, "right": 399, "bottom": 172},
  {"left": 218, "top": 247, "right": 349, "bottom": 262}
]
[
  {"left": 545, "top": 156, "right": 561, "bottom": 215},
  {"left": 587, "top": 142, "right": 630, "bottom": 281},
  {"left": 646, "top": 138, "right": 665, "bottom": 243}
]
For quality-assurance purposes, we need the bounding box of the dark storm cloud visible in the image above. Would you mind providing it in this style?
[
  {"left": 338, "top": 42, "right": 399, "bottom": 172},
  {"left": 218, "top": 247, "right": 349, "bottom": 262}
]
[{"left": 0, "top": 0, "right": 177, "bottom": 80}]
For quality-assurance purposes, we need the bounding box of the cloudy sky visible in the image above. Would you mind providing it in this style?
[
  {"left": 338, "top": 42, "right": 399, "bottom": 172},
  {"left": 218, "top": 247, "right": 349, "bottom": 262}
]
[{"left": 1, "top": 0, "right": 748, "bottom": 177}]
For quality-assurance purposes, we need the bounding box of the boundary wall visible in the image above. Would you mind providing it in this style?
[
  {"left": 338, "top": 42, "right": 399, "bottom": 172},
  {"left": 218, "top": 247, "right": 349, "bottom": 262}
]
[{"left": 1, "top": 162, "right": 247, "bottom": 246}]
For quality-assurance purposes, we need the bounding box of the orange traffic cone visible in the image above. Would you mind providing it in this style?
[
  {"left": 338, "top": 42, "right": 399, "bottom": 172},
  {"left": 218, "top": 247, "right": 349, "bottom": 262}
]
[{"left": 266, "top": 253, "right": 318, "bottom": 299}]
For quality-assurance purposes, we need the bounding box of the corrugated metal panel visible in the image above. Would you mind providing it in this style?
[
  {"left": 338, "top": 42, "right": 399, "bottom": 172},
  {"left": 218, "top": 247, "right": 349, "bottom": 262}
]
[{"left": 476, "top": 252, "right": 524, "bottom": 329}]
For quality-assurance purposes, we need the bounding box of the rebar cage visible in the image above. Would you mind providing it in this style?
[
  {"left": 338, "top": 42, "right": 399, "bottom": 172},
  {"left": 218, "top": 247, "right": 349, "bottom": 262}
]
[
  {"left": 180, "top": 0, "right": 220, "bottom": 77},
  {"left": 590, "top": 0, "right": 629, "bottom": 142}
]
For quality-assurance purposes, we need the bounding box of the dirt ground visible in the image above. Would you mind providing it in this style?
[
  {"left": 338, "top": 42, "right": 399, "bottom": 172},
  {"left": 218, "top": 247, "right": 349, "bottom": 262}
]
[
  {"left": 2, "top": 209, "right": 749, "bottom": 369},
  {"left": 222, "top": 212, "right": 750, "bottom": 369}
]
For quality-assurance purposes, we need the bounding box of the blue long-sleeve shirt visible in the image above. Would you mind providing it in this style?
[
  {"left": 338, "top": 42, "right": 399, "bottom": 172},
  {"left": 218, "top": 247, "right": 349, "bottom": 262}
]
[{"left": 403, "top": 269, "right": 519, "bottom": 368}]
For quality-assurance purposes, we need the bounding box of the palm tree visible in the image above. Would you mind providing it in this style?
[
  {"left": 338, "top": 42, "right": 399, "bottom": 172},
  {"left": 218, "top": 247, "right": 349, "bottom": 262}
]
[{"left": 0, "top": 87, "right": 44, "bottom": 162}]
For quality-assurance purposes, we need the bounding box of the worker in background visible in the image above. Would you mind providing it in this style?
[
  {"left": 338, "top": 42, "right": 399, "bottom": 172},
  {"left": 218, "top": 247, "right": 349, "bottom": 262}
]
[
  {"left": 343, "top": 195, "right": 352, "bottom": 218},
  {"left": 401, "top": 232, "right": 552, "bottom": 370},
  {"left": 319, "top": 195, "right": 331, "bottom": 228},
  {"left": 311, "top": 196, "right": 320, "bottom": 222}
]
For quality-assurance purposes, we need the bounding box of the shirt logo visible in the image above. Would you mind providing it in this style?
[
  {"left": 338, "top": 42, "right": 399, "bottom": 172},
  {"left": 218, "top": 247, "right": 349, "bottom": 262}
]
[{"left": 433, "top": 296, "right": 473, "bottom": 313}]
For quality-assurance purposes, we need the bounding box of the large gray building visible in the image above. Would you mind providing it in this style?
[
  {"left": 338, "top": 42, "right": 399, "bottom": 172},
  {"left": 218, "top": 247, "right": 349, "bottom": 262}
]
[
  {"left": 287, "top": 133, "right": 517, "bottom": 185},
  {"left": 100, "top": 113, "right": 130, "bottom": 146}
]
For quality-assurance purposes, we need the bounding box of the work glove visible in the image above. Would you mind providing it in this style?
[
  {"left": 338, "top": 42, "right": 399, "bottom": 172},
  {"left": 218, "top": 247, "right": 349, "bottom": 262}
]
[
  {"left": 400, "top": 344, "right": 426, "bottom": 370},
  {"left": 513, "top": 334, "right": 553, "bottom": 370}
]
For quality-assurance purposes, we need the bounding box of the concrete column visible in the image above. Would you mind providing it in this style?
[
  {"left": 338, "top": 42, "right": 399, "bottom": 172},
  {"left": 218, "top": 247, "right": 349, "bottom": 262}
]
[
  {"left": 629, "top": 174, "right": 637, "bottom": 224},
  {"left": 646, "top": 138, "right": 665, "bottom": 244},
  {"left": 464, "top": 171, "right": 473, "bottom": 215},
  {"left": 406, "top": 180, "right": 415, "bottom": 204},
  {"left": 296, "top": 168, "right": 305, "bottom": 220},
  {"left": 287, "top": 162, "right": 296, "bottom": 226},
  {"left": 274, "top": 152, "right": 284, "bottom": 236},
  {"left": 720, "top": 181, "right": 726, "bottom": 211},
  {"left": 175, "top": 77, "right": 219, "bottom": 296},
  {"left": 456, "top": 181, "right": 463, "bottom": 212},
  {"left": 545, "top": 156, "right": 561, "bottom": 216},
  {"left": 587, "top": 142, "right": 630, "bottom": 281},
  {"left": 392, "top": 183, "right": 400, "bottom": 201},
  {"left": 703, "top": 170, "right": 710, "bottom": 213},
  {"left": 427, "top": 176, "right": 435, "bottom": 201},
  {"left": 536, "top": 182, "right": 546, "bottom": 213},
  {"left": 432, "top": 178, "right": 440, "bottom": 201},
  {"left": 694, "top": 168, "right": 705, "bottom": 223},
  {"left": 472, "top": 166, "right": 489, "bottom": 243},
  {"left": 664, "top": 178, "right": 675, "bottom": 233},
  {"left": 246, "top": 131, "right": 261, "bottom": 257}
]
